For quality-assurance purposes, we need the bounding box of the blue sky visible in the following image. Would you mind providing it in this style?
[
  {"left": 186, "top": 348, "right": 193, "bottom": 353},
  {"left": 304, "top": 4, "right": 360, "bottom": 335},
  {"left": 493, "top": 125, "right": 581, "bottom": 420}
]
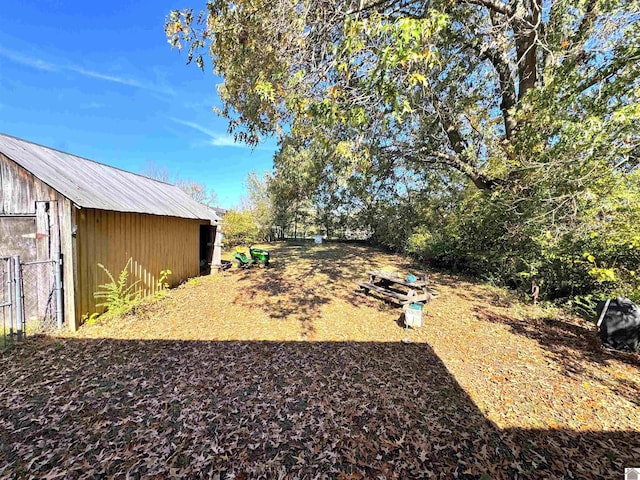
[{"left": 0, "top": 0, "right": 277, "bottom": 209}]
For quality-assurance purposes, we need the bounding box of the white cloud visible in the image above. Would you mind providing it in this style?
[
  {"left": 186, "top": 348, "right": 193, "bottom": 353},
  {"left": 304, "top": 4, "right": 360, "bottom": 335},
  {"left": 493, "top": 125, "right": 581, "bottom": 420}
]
[
  {"left": 0, "top": 46, "right": 174, "bottom": 95},
  {"left": 0, "top": 47, "right": 57, "bottom": 71},
  {"left": 170, "top": 118, "right": 218, "bottom": 137},
  {"left": 210, "top": 135, "right": 243, "bottom": 147},
  {"left": 169, "top": 118, "right": 251, "bottom": 149},
  {"left": 68, "top": 66, "right": 175, "bottom": 95}
]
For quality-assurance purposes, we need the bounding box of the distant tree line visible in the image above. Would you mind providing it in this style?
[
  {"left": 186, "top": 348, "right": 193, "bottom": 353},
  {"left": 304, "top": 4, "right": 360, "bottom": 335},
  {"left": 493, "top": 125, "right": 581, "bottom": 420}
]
[{"left": 142, "top": 162, "right": 219, "bottom": 207}]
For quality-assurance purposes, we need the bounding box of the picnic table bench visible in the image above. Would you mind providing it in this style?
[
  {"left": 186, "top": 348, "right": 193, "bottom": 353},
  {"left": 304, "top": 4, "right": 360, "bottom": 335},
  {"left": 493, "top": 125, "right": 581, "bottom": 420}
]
[{"left": 358, "top": 270, "right": 432, "bottom": 305}]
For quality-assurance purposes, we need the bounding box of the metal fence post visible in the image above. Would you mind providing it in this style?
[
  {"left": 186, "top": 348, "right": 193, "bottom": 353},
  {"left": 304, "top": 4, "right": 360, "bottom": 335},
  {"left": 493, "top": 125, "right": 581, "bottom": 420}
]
[
  {"left": 55, "top": 256, "right": 64, "bottom": 330},
  {"left": 13, "top": 256, "right": 24, "bottom": 341},
  {"left": 8, "top": 257, "right": 14, "bottom": 341}
]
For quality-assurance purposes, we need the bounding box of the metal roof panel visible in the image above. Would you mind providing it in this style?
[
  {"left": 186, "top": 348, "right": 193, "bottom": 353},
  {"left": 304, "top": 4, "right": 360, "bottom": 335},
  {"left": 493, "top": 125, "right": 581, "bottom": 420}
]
[{"left": 0, "top": 133, "right": 220, "bottom": 222}]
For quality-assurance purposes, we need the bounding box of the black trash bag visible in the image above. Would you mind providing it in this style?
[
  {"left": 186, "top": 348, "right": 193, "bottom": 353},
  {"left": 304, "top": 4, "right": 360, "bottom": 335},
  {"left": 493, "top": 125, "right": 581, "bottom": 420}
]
[{"left": 595, "top": 297, "right": 640, "bottom": 352}]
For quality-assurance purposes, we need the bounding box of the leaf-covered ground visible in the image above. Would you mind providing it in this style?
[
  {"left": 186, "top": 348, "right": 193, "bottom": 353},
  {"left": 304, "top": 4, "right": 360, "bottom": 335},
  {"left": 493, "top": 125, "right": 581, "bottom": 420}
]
[{"left": 1, "top": 243, "right": 638, "bottom": 479}]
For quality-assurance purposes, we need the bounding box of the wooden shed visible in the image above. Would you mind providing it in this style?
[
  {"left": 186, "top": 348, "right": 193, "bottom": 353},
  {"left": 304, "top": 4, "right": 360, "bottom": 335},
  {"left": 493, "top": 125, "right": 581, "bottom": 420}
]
[{"left": 0, "top": 132, "right": 221, "bottom": 331}]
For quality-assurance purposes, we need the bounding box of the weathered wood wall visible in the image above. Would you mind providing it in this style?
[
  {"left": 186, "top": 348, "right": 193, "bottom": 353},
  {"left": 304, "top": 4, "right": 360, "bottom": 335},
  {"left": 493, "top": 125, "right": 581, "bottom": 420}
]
[
  {"left": 0, "top": 216, "right": 37, "bottom": 261},
  {"left": 74, "top": 208, "right": 206, "bottom": 321},
  {"left": 2, "top": 153, "right": 61, "bottom": 214},
  {"left": 0, "top": 153, "right": 75, "bottom": 328}
]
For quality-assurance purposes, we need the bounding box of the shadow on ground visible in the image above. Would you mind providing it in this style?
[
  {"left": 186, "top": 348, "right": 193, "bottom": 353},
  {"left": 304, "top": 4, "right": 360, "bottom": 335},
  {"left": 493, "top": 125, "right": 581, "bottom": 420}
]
[
  {"left": 472, "top": 304, "right": 640, "bottom": 405},
  {"left": 1, "top": 336, "right": 637, "bottom": 479},
  {"left": 229, "top": 243, "right": 415, "bottom": 336}
]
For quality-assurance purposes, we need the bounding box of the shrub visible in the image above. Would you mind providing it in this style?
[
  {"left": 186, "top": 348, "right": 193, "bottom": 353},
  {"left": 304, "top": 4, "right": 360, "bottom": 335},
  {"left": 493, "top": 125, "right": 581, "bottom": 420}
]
[
  {"left": 222, "top": 210, "right": 260, "bottom": 246},
  {"left": 406, "top": 227, "right": 433, "bottom": 257},
  {"left": 93, "top": 258, "right": 141, "bottom": 317},
  {"left": 157, "top": 269, "right": 172, "bottom": 290}
]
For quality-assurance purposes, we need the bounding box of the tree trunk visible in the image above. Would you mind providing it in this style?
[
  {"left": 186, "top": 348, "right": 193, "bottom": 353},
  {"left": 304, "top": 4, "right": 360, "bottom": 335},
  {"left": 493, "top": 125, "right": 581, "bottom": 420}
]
[{"left": 515, "top": 0, "right": 541, "bottom": 100}]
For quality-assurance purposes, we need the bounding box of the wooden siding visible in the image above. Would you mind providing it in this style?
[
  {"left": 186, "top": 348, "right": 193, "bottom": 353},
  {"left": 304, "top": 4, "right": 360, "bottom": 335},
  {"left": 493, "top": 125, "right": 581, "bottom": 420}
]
[
  {"left": 75, "top": 208, "right": 205, "bottom": 321},
  {"left": 1, "top": 152, "right": 64, "bottom": 214},
  {"left": 1, "top": 153, "right": 211, "bottom": 330},
  {"left": 1, "top": 153, "right": 76, "bottom": 329}
]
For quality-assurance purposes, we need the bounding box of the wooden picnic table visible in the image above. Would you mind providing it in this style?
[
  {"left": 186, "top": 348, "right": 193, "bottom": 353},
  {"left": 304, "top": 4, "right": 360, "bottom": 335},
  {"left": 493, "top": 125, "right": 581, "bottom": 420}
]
[{"left": 358, "top": 270, "right": 432, "bottom": 305}]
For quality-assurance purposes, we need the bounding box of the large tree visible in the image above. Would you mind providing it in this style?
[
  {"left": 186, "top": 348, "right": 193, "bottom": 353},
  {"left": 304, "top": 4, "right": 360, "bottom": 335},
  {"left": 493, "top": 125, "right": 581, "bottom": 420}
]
[
  {"left": 166, "top": 0, "right": 640, "bottom": 298},
  {"left": 166, "top": 0, "right": 638, "bottom": 197}
]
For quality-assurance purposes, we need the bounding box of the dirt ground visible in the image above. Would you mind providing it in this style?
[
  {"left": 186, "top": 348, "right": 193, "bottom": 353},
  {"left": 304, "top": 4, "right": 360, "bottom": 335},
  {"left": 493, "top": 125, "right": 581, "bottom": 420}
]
[{"left": 1, "top": 242, "right": 638, "bottom": 479}]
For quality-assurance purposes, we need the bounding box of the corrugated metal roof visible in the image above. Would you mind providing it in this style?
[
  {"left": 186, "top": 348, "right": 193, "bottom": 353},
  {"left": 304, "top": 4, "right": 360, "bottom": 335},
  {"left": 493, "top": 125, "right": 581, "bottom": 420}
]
[{"left": 0, "top": 133, "right": 220, "bottom": 223}]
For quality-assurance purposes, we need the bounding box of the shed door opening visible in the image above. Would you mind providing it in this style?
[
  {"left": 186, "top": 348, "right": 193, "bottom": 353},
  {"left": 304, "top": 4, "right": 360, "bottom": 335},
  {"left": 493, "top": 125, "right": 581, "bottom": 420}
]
[{"left": 199, "top": 225, "right": 215, "bottom": 275}]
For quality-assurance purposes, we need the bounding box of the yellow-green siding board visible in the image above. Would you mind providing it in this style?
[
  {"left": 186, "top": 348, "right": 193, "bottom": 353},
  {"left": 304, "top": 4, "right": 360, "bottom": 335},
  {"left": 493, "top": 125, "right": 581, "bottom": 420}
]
[{"left": 75, "top": 208, "right": 205, "bottom": 321}]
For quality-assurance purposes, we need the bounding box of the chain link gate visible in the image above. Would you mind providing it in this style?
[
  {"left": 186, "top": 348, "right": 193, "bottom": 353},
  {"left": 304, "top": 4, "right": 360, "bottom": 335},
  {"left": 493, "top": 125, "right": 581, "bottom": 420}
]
[
  {"left": 21, "top": 259, "right": 63, "bottom": 334},
  {"left": 1, "top": 257, "right": 13, "bottom": 351},
  {"left": 1, "top": 256, "right": 63, "bottom": 351},
  {"left": 1, "top": 256, "right": 25, "bottom": 351}
]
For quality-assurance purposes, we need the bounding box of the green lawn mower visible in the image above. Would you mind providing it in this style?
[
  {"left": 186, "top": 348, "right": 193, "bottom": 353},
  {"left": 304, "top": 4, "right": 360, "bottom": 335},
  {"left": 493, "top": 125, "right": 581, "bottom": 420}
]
[{"left": 232, "top": 246, "right": 270, "bottom": 268}]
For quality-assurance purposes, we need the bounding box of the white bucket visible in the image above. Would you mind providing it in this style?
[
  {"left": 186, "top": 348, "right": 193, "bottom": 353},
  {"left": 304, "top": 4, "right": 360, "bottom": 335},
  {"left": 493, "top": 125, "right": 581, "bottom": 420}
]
[{"left": 404, "top": 302, "right": 424, "bottom": 328}]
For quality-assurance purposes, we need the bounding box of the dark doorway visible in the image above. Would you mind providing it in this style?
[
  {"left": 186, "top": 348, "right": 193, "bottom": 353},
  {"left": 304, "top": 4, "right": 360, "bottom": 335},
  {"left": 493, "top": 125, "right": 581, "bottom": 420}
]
[{"left": 199, "top": 225, "right": 215, "bottom": 275}]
